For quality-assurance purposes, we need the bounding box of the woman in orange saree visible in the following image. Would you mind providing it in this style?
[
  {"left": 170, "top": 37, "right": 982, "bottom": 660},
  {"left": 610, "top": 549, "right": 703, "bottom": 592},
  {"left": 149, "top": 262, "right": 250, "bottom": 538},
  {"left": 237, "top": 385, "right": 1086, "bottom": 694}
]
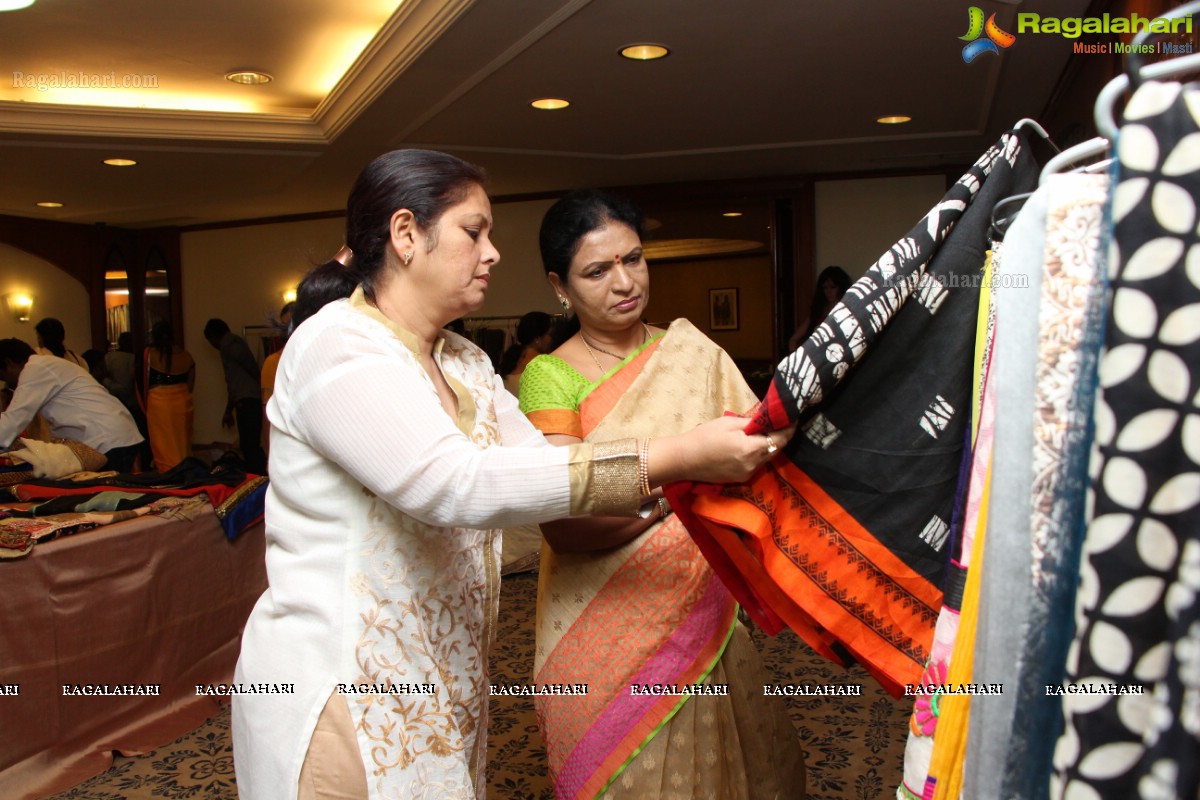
[
  {"left": 520, "top": 190, "right": 805, "bottom": 800},
  {"left": 144, "top": 320, "right": 195, "bottom": 472}
]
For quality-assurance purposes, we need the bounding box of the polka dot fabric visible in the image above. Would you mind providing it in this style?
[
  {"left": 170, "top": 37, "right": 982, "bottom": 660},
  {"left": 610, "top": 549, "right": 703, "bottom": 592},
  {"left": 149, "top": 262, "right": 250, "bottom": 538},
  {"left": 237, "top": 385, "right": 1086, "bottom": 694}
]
[{"left": 1051, "top": 81, "right": 1200, "bottom": 800}]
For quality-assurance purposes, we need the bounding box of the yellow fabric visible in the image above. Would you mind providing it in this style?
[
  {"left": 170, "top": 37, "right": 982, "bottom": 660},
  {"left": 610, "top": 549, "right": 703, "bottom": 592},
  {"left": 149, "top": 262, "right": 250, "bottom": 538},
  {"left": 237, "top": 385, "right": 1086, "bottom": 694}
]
[
  {"left": 928, "top": 458, "right": 992, "bottom": 800},
  {"left": 565, "top": 442, "right": 595, "bottom": 516},
  {"left": 970, "top": 253, "right": 994, "bottom": 444}
]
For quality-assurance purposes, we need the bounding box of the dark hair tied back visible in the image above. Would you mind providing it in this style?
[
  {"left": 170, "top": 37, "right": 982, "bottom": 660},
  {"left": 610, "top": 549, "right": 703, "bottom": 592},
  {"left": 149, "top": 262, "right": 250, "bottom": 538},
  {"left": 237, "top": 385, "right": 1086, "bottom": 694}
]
[
  {"left": 292, "top": 260, "right": 360, "bottom": 331},
  {"left": 343, "top": 149, "right": 487, "bottom": 302},
  {"left": 151, "top": 320, "right": 176, "bottom": 372},
  {"left": 34, "top": 317, "right": 67, "bottom": 357}
]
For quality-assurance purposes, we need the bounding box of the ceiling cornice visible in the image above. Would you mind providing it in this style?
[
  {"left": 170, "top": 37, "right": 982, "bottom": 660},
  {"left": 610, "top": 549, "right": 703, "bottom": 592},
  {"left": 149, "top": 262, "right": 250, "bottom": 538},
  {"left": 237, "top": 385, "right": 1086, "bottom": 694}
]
[
  {"left": 0, "top": 0, "right": 478, "bottom": 146},
  {"left": 0, "top": 103, "right": 326, "bottom": 143},
  {"left": 316, "top": 0, "right": 478, "bottom": 140}
]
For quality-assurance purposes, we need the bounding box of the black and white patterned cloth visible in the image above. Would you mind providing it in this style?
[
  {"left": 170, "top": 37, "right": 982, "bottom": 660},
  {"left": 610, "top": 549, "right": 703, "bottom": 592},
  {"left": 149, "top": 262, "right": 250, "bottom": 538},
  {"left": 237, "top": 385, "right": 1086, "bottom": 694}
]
[{"left": 1051, "top": 80, "right": 1200, "bottom": 800}]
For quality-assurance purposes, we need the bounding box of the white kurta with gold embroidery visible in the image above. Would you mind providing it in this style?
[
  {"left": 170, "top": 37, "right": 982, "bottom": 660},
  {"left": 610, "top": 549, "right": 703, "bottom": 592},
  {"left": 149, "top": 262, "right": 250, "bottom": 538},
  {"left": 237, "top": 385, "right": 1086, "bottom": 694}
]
[{"left": 233, "top": 291, "right": 583, "bottom": 800}]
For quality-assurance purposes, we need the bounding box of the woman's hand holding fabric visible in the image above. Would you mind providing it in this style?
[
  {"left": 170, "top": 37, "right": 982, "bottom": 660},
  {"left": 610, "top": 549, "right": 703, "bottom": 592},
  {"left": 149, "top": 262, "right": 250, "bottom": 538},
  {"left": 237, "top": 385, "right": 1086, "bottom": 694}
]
[{"left": 649, "top": 415, "right": 796, "bottom": 486}]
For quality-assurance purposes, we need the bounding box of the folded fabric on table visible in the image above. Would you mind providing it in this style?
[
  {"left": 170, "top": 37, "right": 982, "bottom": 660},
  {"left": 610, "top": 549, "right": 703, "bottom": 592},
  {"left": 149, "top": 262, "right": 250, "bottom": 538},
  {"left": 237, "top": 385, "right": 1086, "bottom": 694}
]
[
  {"left": 0, "top": 456, "right": 268, "bottom": 543},
  {"left": 0, "top": 438, "right": 107, "bottom": 483}
]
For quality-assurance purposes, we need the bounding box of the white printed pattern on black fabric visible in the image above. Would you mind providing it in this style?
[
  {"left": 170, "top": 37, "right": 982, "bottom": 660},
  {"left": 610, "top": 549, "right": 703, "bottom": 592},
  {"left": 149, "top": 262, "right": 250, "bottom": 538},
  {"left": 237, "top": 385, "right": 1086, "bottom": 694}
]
[
  {"left": 1050, "top": 81, "right": 1200, "bottom": 800},
  {"left": 914, "top": 273, "right": 950, "bottom": 315},
  {"left": 919, "top": 395, "right": 955, "bottom": 440},
  {"left": 776, "top": 135, "right": 1023, "bottom": 420},
  {"left": 803, "top": 414, "right": 842, "bottom": 450},
  {"left": 919, "top": 516, "right": 951, "bottom": 552}
]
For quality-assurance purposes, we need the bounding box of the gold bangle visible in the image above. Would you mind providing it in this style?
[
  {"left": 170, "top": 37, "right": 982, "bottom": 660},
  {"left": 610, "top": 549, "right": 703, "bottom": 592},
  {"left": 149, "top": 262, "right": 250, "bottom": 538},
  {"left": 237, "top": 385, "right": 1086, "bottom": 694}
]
[
  {"left": 658, "top": 497, "right": 670, "bottom": 518},
  {"left": 638, "top": 438, "right": 652, "bottom": 497}
]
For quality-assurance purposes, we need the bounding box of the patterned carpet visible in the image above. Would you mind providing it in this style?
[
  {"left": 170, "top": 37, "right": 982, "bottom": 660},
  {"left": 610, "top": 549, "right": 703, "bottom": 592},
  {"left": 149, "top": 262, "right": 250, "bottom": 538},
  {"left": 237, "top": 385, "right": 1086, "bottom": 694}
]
[{"left": 49, "top": 571, "right": 911, "bottom": 800}]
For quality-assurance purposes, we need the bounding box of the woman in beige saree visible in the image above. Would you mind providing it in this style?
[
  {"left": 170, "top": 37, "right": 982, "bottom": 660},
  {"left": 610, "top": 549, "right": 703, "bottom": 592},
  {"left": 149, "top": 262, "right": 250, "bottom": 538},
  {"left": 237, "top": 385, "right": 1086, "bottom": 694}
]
[{"left": 520, "top": 190, "right": 806, "bottom": 800}]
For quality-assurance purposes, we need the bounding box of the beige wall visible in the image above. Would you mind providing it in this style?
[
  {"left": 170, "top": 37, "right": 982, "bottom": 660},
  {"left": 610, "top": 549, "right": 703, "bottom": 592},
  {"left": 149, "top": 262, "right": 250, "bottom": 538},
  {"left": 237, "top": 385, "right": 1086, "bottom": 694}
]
[
  {"left": 0, "top": 242, "right": 91, "bottom": 356},
  {"left": 644, "top": 255, "right": 773, "bottom": 361},
  {"left": 181, "top": 217, "right": 343, "bottom": 445},
  {"left": 485, "top": 198, "right": 560, "bottom": 316},
  {"left": 178, "top": 179, "right": 946, "bottom": 445},
  {"left": 178, "top": 200, "right": 561, "bottom": 446},
  {"left": 814, "top": 175, "right": 947, "bottom": 279}
]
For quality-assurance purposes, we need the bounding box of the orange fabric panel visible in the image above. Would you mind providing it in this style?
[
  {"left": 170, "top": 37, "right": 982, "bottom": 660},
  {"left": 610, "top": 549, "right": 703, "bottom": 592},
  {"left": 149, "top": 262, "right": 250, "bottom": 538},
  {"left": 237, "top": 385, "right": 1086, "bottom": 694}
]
[{"left": 675, "top": 459, "right": 942, "bottom": 696}]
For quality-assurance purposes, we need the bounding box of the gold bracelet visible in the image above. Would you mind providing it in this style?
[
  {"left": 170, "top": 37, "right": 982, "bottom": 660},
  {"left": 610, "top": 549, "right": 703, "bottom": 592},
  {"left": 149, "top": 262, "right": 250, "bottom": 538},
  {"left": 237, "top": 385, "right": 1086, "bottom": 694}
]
[
  {"left": 658, "top": 497, "right": 670, "bottom": 518},
  {"left": 638, "top": 438, "right": 652, "bottom": 497}
]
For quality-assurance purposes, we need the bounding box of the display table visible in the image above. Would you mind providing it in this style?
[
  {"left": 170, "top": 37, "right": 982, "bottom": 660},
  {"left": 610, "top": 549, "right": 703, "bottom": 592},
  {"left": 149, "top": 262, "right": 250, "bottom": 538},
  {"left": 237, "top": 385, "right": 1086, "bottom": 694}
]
[{"left": 0, "top": 508, "right": 266, "bottom": 799}]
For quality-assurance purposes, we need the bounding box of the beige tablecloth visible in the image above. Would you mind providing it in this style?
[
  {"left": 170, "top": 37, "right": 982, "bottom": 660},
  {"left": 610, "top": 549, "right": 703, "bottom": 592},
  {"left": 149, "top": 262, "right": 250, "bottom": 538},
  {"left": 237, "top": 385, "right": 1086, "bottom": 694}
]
[{"left": 0, "top": 507, "right": 267, "bottom": 799}]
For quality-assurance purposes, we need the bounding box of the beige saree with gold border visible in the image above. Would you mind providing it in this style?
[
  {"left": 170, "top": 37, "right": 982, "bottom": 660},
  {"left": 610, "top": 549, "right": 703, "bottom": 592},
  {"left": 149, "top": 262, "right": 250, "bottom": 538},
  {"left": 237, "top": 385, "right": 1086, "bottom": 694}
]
[{"left": 523, "top": 319, "right": 805, "bottom": 800}]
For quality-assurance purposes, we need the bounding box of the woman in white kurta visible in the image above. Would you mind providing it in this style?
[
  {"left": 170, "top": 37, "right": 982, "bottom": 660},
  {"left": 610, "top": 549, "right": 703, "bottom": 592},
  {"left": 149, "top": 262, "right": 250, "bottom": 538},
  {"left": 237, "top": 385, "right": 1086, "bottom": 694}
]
[{"left": 232, "top": 149, "right": 782, "bottom": 800}]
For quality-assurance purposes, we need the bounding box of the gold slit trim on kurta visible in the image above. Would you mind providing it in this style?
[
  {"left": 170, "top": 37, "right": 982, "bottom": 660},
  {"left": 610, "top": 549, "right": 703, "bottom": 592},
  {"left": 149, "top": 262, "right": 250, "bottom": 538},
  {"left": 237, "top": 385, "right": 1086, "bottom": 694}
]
[{"left": 587, "top": 438, "right": 641, "bottom": 517}]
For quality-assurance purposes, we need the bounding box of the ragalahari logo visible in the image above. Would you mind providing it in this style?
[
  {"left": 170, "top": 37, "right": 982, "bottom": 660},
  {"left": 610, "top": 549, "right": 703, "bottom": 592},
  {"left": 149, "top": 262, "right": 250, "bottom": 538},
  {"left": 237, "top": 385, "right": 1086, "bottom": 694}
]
[{"left": 960, "top": 7, "right": 1016, "bottom": 62}]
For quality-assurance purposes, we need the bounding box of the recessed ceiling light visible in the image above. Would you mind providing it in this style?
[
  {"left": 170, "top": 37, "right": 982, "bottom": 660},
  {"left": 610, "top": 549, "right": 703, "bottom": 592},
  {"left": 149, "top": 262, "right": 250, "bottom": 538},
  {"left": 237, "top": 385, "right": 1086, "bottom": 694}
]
[
  {"left": 876, "top": 115, "right": 912, "bottom": 125},
  {"left": 531, "top": 98, "right": 570, "bottom": 110},
  {"left": 103, "top": 158, "right": 137, "bottom": 166},
  {"left": 36, "top": 201, "right": 63, "bottom": 208},
  {"left": 619, "top": 43, "right": 670, "bottom": 61},
  {"left": 225, "top": 70, "right": 273, "bottom": 85},
  {"left": 0, "top": 0, "right": 36, "bottom": 11},
  {"left": 722, "top": 211, "right": 743, "bottom": 218}
]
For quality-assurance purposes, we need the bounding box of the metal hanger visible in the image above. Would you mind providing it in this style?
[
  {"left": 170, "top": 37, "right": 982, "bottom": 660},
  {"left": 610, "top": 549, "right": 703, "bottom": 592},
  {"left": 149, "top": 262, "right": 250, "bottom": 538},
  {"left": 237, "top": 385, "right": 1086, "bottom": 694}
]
[
  {"left": 989, "top": 191, "right": 1035, "bottom": 241},
  {"left": 1039, "top": 136, "right": 1110, "bottom": 184},
  {"left": 1095, "top": 0, "right": 1200, "bottom": 140},
  {"left": 1013, "top": 118, "right": 1062, "bottom": 153},
  {"left": 1126, "top": 1, "right": 1200, "bottom": 89},
  {"left": 989, "top": 119, "right": 1063, "bottom": 237}
]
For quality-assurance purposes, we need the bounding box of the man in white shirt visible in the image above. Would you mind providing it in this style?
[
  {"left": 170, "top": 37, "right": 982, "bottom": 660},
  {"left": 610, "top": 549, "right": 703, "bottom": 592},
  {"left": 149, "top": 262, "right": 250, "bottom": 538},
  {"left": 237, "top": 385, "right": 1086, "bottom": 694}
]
[{"left": 0, "top": 338, "right": 145, "bottom": 472}]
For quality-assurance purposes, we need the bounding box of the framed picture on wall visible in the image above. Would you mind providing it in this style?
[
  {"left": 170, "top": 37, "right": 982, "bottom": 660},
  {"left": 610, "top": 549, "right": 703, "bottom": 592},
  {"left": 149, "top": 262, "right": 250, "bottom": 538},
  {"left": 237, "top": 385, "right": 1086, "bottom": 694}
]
[{"left": 709, "top": 287, "right": 739, "bottom": 331}]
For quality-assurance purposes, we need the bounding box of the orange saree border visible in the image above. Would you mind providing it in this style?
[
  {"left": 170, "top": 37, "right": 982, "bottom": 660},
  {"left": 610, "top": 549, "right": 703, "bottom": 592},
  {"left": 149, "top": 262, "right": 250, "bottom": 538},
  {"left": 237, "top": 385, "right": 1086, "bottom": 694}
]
[
  {"left": 536, "top": 514, "right": 720, "bottom": 751},
  {"left": 669, "top": 459, "right": 942, "bottom": 696},
  {"left": 578, "top": 341, "right": 658, "bottom": 432},
  {"left": 525, "top": 339, "right": 659, "bottom": 439},
  {"left": 532, "top": 325, "right": 751, "bottom": 799}
]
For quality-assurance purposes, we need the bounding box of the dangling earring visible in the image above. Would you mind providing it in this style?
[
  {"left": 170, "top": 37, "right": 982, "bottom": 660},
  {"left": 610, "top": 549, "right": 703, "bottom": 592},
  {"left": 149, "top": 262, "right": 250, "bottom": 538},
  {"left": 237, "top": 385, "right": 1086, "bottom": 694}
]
[
  {"left": 402, "top": 251, "right": 413, "bottom": 266},
  {"left": 559, "top": 296, "right": 571, "bottom": 310}
]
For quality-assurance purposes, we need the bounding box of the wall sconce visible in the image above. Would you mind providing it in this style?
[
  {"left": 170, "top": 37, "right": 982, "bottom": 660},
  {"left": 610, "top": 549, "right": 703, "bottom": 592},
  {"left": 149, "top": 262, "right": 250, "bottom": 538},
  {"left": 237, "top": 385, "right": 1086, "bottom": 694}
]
[
  {"left": 5, "top": 293, "right": 33, "bottom": 323},
  {"left": 282, "top": 289, "right": 297, "bottom": 304}
]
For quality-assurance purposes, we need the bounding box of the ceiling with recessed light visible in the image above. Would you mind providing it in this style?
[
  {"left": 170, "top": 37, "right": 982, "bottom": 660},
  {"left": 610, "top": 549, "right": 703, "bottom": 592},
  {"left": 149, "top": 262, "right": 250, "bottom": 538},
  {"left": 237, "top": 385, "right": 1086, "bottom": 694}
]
[{"left": 0, "top": 0, "right": 1100, "bottom": 230}]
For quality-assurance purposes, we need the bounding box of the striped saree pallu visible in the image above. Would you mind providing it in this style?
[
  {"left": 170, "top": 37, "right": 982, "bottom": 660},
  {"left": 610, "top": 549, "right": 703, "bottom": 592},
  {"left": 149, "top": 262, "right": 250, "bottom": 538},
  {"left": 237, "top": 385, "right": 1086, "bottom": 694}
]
[
  {"left": 534, "top": 320, "right": 759, "bottom": 800},
  {"left": 666, "top": 131, "right": 1038, "bottom": 695}
]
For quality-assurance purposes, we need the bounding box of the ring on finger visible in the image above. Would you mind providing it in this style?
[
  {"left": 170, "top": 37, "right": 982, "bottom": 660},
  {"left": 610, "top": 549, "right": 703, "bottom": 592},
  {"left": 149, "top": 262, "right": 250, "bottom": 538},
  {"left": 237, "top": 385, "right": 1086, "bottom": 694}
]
[{"left": 765, "top": 434, "right": 779, "bottom": 456}]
